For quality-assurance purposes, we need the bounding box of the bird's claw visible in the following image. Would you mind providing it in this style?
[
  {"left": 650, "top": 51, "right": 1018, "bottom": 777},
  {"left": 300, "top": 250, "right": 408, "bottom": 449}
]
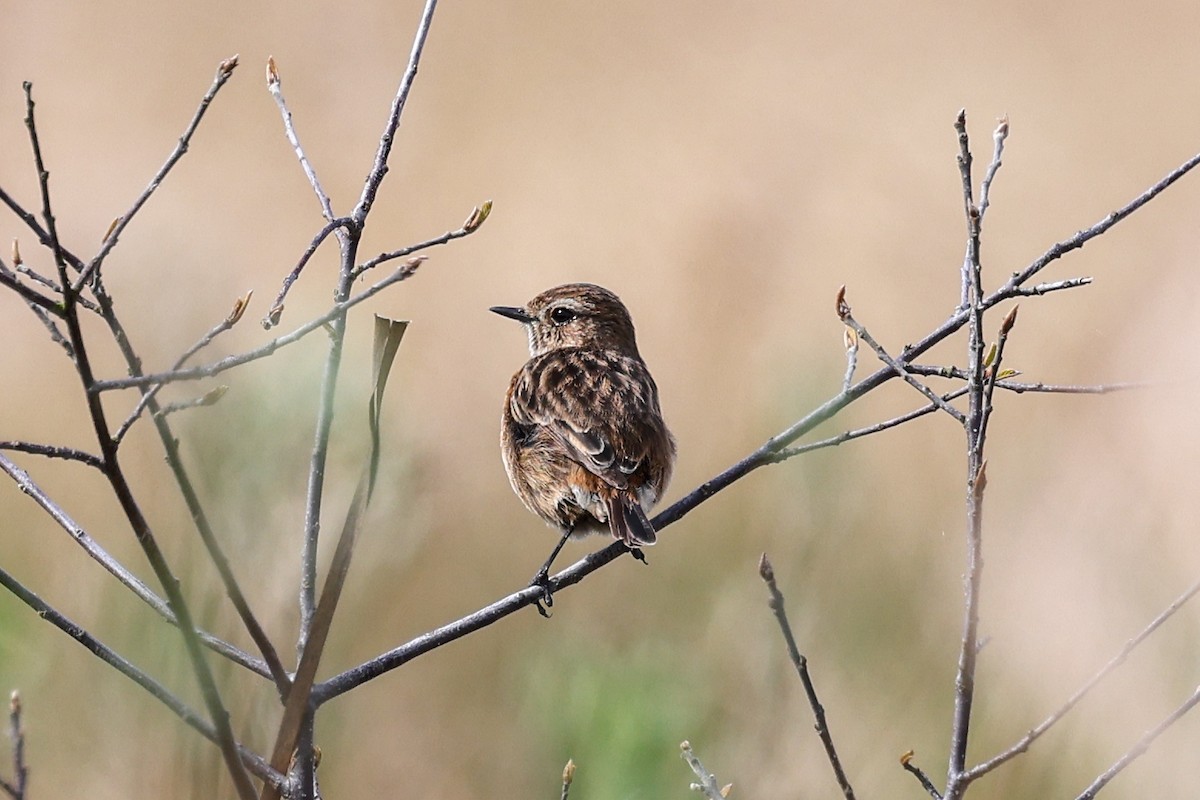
[
  {"left": 530, "top": 569, "right": 554, "bottom": 618},
  {"left": 630, "top": 547, "right": 648, "bottom": 565}
]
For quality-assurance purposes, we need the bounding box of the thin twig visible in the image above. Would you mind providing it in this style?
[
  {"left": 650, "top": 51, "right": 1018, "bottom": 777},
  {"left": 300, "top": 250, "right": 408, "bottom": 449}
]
[
  {"left": 840, "top": 325, "right": 859, "bottom": 394},
  {"left": 0, "top": 452, "right": 272, "bottom": 676},
  {"left": 26, "top": 303, "right": 75, "bottom": 358},
  {"left": 955, "top": 110, "right": 976, "bottom": 310},
  {"left": 352, "top": 0, "right": 440, "bottom": 223},
  {"left": 266, "top": 57, "right": 339, "bottom": 224},
  {"left": 0, "top": 259, "right": 62, "bottom": 313},
  {"left": 114, "top": 291, "right": 252, "bottom": 443},
  {"left": 0, "top": 441, "right": 102, "bottom": 468},
  {"left": 5, "top": 692, "right": 27, "bottom": 800},
  {"left": 837, "top": 286, "right": 966, "bottom": 424},
  {"left": 975, "top": 306, "right": 1019, "bottom": 461},
  {"left": 901, "top": 752, "right": 942, "bottom": 800},
  {"left": 1073, "top": 684, "right": 1200, "bottom": 800},
  {"left": 91, "top": 258, "right": 424, "bottom": 393},
  {"left": 72, "top": 56, "right": 239, "bottom": 292},
  {"left": 12, "top": 256, "right": 99, "bottom": 313},
  {"left": 976, "top": 116, "right": 1009, "bottom": 220},
  {"left": 0, "top": 565, "right": 281, "bottom": 788},
  {"left": 770, "top": 386, "right": 970, "bottom": 462},
  {"left": 352, "top": 200, "right": 492, "bottom": 277},
  {"left": 759, "top": 554, "right": 856, "bottom": 800},
  {"left": 263, "top": 218, "right": 349, "bottom": 328},
  {"left": 680, "top": 741, "right": 729, "bottom": 800},
  {"left": 1010, "top": 277, "right": 1092, "bottom": 297}
]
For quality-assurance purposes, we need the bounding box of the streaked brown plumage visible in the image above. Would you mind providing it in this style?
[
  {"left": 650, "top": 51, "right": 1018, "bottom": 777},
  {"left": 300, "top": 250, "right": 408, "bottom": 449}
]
[{"left": 492, "top": 283, "right": 676, "bottom": 560}]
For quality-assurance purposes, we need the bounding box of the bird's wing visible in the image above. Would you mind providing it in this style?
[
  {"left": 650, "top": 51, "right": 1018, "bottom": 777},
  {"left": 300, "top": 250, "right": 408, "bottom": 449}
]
[{"left": 509, "top": 350, "right": 658, "bottom": 489}]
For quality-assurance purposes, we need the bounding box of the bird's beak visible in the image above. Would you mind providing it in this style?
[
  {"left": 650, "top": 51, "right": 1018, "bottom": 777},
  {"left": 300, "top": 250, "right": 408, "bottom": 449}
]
[{"left": 490, "top": 305, "right": 534, "bottom": 323}]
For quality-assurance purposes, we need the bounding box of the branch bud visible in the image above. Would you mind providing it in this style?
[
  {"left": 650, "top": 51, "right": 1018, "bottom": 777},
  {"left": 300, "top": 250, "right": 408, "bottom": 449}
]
[
  {"left": 11, "top": 238, "right": 21, "bottom": 266},
  {"left": 562, "top": 759, "right": 575, "bottom": 785},
  {"left": 1000, "top": 304, "right": 1019, "bottom": 335},
  {"left": 463, "top": 199, "right": 493, "bottom": 233},
  {"left": 218, "top": 55, "right": 239, "bottom": 78},
  {"left": 200, "top": 385, "right": 229, "bottom": 406},
  {"left": 835, "top": 285, "right": 850, "bottom": 321},
  {"left": 266, "top": 56, "right": 280, "bottom": 87},
  {"left": 757, "top": 552, "right": 774, "bottom": 582},
  {"left": 226, "top": 290, "right": 253, "bottom": 325},
  {"left": 102, "top": 216, "right": 120, "bottom": 243}
]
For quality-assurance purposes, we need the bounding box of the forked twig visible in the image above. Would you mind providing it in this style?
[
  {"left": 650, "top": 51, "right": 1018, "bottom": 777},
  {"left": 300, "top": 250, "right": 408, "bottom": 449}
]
[{"left": 964, "top": 575, "right": 1200, "bottom": 783}]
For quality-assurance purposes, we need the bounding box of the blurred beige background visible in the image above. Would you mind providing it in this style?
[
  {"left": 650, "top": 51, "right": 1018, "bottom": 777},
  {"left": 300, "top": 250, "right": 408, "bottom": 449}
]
[{"left": 2, "top": 1, "right": 1200, "bottom": 797}]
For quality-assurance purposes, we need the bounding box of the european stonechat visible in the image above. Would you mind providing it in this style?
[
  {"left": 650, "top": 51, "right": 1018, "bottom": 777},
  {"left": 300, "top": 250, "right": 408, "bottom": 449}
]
[{"left": 492, "top": 283, "right": 676, "bottom": 602}]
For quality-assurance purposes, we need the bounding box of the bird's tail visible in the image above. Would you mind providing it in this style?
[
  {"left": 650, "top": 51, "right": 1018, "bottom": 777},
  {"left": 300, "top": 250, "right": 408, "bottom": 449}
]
[{"left": 606, "top": 493, "right": 657, "bottom": 547}]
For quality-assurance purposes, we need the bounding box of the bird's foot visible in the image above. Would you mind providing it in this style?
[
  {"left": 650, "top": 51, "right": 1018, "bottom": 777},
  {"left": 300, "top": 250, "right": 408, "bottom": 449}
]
[
  {"left": 630, "top": 547, "right": 648, "bottom": 565},
  {"left": 529, "top": 568, "right": 554, "bottom": 618}
]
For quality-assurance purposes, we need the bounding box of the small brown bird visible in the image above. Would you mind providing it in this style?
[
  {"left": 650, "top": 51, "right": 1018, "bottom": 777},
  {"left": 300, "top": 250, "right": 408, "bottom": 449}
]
[{"left": 492, "top": 283, "right": 676, "bottom": 594}]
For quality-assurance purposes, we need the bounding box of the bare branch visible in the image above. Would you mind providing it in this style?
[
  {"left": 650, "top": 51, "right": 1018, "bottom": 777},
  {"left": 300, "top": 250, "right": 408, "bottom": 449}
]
[
  {"left": 1074, "top": 684, "right": 1200, "bottom": 800},
  {"left": 759, "top": 554, "right": 857, "bottom": 800},
  {"left": 0, "top": 565, "right": 281, "bottom": 789},
  {"left": 22, "top": 83, "right": 257, "bottom": 800},
  {"left": 0, "top": 452, "right": 271, "bottom": 676},
  {"left": 999, "top": 147, "right": 1200, "bottom": 297},
  {"left": 0, "top": 441, "right": 102, "bottom": 468},
  {"left": 976, "top": 116, "right": 1009, "bottom": 219},
  {"left": 263, "top": 218, "right": 350, "bottom": 329},
  {"left": 92, "top": 257, "right": 424, "bottom": 393},
  {"left": 266, "top": 56, "right": 339, "bottom": 224},
  {"left": 352, "top": 0, "right": 440, "bottom": 222},
  {"left": 72, "top": 56, "right": 240, "bottom": 292},
  {"left": 1010, "top": 277, "right": 1093, "bottom": 297},
  {"left": 352, "top": 200, "right": 493, "bottom": 277},
  {"left": 947, "top": 113, "right": 987, "bottom": 800}
]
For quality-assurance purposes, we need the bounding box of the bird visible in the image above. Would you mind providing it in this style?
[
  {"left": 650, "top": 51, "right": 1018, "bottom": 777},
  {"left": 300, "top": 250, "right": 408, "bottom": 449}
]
[{"left": 492, "top": 283, "right": 676, "bottom": 607}]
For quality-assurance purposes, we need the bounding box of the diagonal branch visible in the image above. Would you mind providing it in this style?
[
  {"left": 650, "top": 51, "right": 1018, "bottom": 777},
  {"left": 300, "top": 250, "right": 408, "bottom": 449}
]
[
  {"left": 1074, "top": 684, "right": 1200, "bottom": 800},
  {"left": 760, "top": 554, "right": 856, "bottom": 800},
  {"left": 72, "top": 56, "right": 240, "bottom": 292},
  {"left": 0, "top": 564, "right": 282, "bottom": 789},
  {"left": 91, "top": 257, "right": 425, "bottom": 393},
  {"left": 0, "top": 452, "right": 271, "bottom": 676}
]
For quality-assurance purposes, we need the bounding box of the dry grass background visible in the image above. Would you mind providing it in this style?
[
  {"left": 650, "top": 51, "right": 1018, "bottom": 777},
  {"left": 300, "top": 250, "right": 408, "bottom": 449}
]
[{"left": 2, "top": 1, "right": 1200, "bottom": 798}]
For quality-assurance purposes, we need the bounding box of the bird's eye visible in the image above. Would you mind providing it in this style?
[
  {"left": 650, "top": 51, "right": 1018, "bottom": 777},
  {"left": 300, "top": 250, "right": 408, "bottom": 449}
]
[{"left": 549, "top": 307, "right": 577, "bottom": 325}]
